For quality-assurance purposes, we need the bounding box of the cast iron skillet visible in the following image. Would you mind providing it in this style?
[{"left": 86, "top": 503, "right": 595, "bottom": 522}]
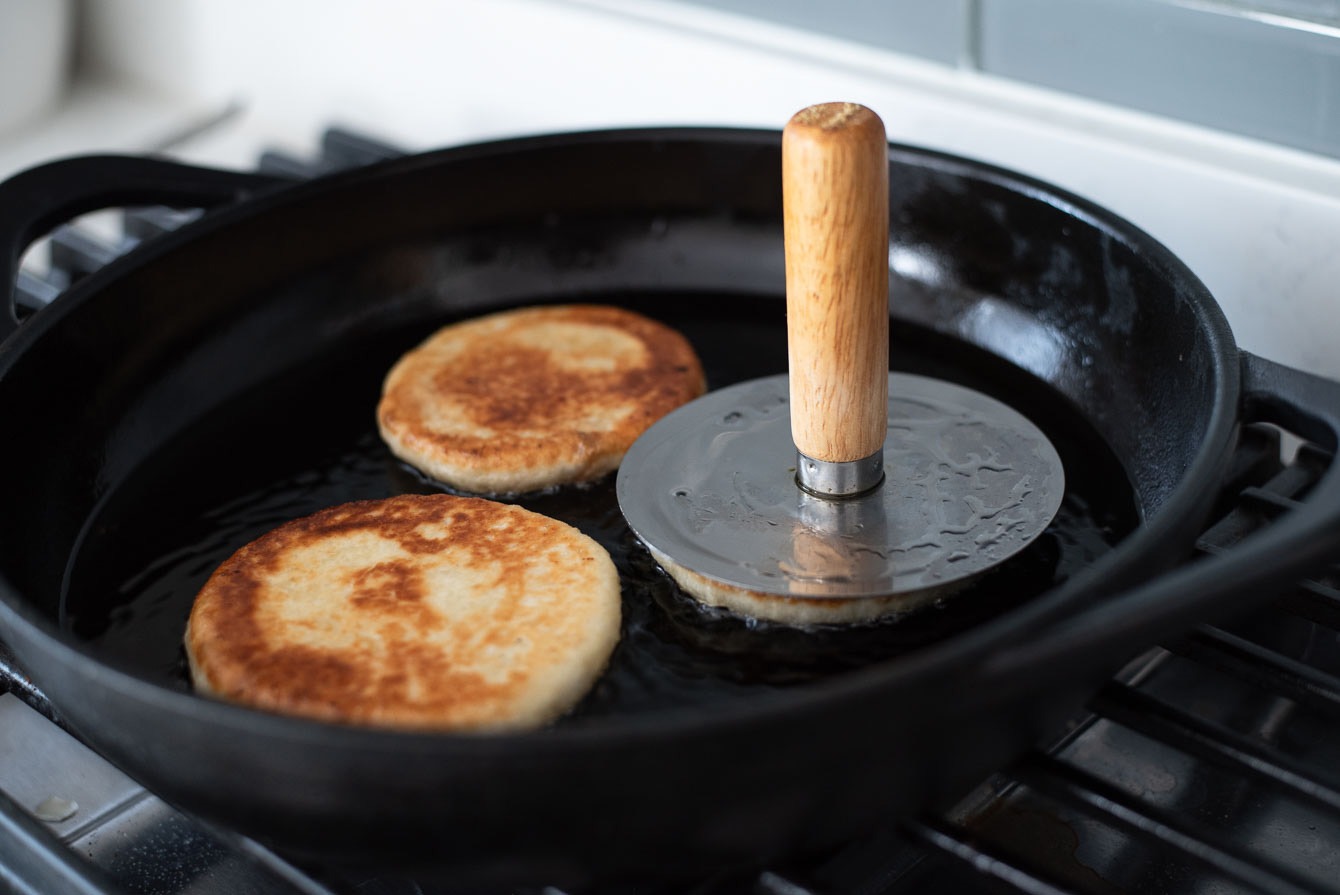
[{"left": 1, "top": 130, "right": 1339, "bottom": 887}]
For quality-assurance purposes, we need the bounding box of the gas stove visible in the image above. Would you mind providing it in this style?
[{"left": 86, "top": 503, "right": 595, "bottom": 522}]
[{"left": 2, "top": 2, "right": 1340, "bottom": 893}]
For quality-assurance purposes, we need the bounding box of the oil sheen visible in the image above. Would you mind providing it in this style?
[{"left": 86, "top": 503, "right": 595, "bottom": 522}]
[{"left": 60, "top": 294, "right": 1138, "bottom": 723}]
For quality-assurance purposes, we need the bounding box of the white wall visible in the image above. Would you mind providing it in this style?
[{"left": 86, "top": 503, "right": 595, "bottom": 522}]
[{"left": 36, "top": 0, "right": 1340, "bottom": 377}]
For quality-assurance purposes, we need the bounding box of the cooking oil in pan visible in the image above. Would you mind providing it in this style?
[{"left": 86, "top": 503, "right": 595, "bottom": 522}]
[{"left": 59, "top": 294, "right": 1137, "bottom": 721}]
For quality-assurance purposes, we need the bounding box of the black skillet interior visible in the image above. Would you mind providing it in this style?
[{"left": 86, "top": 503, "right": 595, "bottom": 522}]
[
  {"left": 36, "top": 133, "right": 1165, "bottom": 710},
  {"left": 57, "top": 290, "right": 1139, "bottom": 715},
  {"left": 3, "top": 132, "right": 1220, "bottom": 657},
  {"left": 0, "top": 131, "right": 1235, "bottom": 880}
]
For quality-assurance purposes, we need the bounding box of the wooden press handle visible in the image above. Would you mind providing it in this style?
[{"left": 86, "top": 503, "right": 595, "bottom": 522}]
[{"left": 783, "top": 102, "right": 889, "bottom": 464}]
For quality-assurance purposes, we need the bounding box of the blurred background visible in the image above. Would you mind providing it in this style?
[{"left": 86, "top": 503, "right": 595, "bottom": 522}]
[{"left": 2, "top": 0, "right": 1339, "bottom": 376}]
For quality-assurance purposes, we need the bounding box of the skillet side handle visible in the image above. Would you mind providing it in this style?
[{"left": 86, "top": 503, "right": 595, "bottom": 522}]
[
  {"left": 1241, "top": 351, "right": 1340, "bottom": 451},
  {"left": 0, "top": 154, "right": 290, "bottom": 344},
  {"left": 979, "top": 351, "right": 1340, "bottom": 693}
]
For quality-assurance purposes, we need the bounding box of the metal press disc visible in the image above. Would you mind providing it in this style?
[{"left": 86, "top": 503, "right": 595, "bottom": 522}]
[{"left": 617, "top": 373, "right": 1066, "bottom": 600}]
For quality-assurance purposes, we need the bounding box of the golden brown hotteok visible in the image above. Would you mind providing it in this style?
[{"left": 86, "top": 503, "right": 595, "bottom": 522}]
[
  {"left": 185, "top": 494, "right": 621, "bottom": 732},
  {"left": 651, "top": 547, "right": 951, "bottom": 627},
  {"left": 376, "top": 304, "right": 706, "bottom": 494}
]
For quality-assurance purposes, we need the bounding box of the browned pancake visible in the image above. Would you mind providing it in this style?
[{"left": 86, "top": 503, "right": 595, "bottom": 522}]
[
  {"left": 185, "top": 494, "right": 621, "bottom": 731},
  {"left": 376, "top": 304, "right": 705, "bottom": 494},
  {"left": 651, "top": 547, "right": 952, "bottom": 626}
]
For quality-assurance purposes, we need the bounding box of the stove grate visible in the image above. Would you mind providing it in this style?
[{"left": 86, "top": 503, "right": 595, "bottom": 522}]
[{"left": 899, "top": 424, "right": 1340, "bottom": 895}]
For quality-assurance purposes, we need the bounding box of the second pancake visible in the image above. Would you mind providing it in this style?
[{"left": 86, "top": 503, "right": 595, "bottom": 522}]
[{"left": 378, "top": 304, "right": 705, "bottom": 494}]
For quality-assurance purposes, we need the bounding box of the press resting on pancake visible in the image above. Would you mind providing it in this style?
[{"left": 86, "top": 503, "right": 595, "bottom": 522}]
[{"left": 617, "top": 102, "right": 1066, "bottom": 625}]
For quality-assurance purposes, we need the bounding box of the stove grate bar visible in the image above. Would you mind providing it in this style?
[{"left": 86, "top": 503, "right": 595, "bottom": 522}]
[
  {"left": 15, "top": 267, "right": 64, "bottom": 312},
  {"left": 1011, "top": 752, "right": 1327, "bottom": 895},
  {"left": 0, "top": 788, "right": 130, "bottom": 895},
  {"left": 901, "top": 817, "right": 1087, "bottom": 895},
  {"left": 1195, "top": 458, "right": 1324, "bottom": 554},
  {"left": 1169, "top": 625, "right": 1340, "bottom": 716},
  {"left": 320, "top": 127, "right": 406, "bottom": 168},
  {"left": 1091, "top": 682, "right": 1340, "bottom": 813},
  {"left": 47, "top": 225, "right": 130, "bottom": 281},
  {"left": 1282, "top": 582, "right": 1340, "bottom": 631},
  {"left": 121, "top": 206, "right": 204, "bottom": 242},
  {"left": 1190, "top": 543, "right": 1340, "bottom": 608},
  {"left": 0, "top": 640, "right": 60, "bottom": 726},
  {"left": 1239, "top": 485, "right": 1304, "bottom": 516}
]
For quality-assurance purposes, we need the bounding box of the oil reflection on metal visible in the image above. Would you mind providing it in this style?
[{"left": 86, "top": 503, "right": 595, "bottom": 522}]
[
  {"left": 618, "top": 373, "right": 1066, "bottom": 600},
  {"left": 780, "top": 488, "right": 893, "bottom": 592}
]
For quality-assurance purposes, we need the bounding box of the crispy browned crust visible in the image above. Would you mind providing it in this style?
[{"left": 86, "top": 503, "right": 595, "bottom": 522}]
[
  {"left": 376, "top": 304, "right": 706, "bottom": 493},
  {"left": 185, "top": 494, "right": 621, "bottom": 731},
  {"left": 650, "top": 547, "right": 954, "bottom": 626}
]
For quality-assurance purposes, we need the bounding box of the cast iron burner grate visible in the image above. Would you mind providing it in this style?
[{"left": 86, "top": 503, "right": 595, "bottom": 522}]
[
  {"left": 3, "top": 131, "right": 1338, "bottom": 895},
  {"left": 892, "top": 427, "right": 1340, "bottom": 895}
]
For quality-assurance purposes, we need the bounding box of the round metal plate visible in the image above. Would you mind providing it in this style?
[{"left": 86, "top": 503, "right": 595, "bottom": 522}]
[{"left": 617, "top": 373, "right": 1066, "bottom": 599}]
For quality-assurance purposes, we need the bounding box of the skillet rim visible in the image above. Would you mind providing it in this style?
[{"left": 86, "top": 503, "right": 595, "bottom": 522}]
[{"left": 0, "top": 125, "right": 1240, "bottom": 753}]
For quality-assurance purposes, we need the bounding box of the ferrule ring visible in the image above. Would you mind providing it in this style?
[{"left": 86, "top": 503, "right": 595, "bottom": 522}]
[{"left": 795, "top": 449, "right": 885, "bottom": 498}]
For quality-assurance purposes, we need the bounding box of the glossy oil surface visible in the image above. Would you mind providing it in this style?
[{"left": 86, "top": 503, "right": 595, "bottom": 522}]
[{"left": 60, "top": 293, "right": 1137, "bottom": 720}]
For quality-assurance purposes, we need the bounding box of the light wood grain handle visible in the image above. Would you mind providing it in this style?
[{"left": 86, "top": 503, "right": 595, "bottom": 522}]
[{"left": 783, "top": 102, "right": 890, "bottom": 466}]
